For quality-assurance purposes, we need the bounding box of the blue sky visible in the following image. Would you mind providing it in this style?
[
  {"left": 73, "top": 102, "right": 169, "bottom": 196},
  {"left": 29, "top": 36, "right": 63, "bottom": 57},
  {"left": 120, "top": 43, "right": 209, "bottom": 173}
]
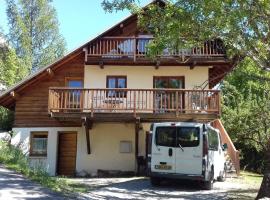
[{"left": 0, "top": 0, "right": 150, "bottom": 51}]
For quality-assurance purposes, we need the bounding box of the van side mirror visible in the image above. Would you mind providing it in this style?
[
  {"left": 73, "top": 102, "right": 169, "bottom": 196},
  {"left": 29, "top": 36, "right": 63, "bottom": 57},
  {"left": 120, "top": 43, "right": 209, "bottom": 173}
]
[{"left": 222, "top": 143, "right": 228, "bottom": 151}]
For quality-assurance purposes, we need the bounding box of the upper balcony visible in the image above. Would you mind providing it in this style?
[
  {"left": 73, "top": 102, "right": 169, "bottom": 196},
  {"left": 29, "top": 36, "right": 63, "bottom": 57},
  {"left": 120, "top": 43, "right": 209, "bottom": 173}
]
[
  {"left": 85, "top": 36, "right": 227, "bottom": 66},
  {"left": 48, "top": 88, "right": 221, "bottom": 122}
]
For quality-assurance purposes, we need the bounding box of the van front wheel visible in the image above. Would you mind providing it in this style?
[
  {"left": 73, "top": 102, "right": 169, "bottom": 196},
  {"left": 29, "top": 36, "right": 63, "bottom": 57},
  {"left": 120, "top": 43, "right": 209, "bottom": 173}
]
[{"left": 150, "top": 177, "right": 160, "bottom": 186}]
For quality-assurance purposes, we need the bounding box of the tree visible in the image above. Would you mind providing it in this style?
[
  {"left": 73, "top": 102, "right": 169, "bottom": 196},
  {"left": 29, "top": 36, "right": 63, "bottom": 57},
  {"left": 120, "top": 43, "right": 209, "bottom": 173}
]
[
  {"left": 0, "top": 28, "right": 26, "bottom": 131},
  {"left": 6, "top": 0, "right": 66, "bottom": 71},
  {"left": 102, "top": 0, "right": 270, "bottom": 198}
]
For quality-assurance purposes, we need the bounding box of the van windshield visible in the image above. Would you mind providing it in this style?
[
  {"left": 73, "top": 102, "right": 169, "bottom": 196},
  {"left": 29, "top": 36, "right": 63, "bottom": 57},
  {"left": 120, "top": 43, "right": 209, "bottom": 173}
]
[{"left": 155, "top": 126, "right": 200, "bottom": 147}]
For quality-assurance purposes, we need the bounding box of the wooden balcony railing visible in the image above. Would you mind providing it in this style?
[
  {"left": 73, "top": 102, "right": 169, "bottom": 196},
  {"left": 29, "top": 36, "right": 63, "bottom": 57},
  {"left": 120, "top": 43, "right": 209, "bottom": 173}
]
[
  {"left": 48, "top": 88, "right": 221, "bottom": 117},
  {"left": 86, "top": 36, "right": 225, "bottom": 61}
]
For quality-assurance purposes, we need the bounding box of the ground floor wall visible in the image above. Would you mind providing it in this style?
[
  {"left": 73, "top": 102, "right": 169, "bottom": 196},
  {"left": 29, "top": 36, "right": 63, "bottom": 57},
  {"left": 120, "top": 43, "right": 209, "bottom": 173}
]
[{"left": 12, "top": 123, "right": 150, "bottom": 176}]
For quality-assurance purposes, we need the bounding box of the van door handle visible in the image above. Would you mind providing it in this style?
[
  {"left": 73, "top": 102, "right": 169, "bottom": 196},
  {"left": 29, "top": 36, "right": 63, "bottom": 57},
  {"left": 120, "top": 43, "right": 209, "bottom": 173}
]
[{"left": 168, "top": 148, "right": 173, "bottom": 157}]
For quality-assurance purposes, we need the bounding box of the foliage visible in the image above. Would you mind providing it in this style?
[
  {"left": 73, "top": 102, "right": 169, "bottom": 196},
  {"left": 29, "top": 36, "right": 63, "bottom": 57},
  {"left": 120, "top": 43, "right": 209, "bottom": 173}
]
[
  {"left": 0, "top": 44, "right": 28, "bottom": 87},
  {"left": 0, "top": 141, "right": 88, "bottom": 194},
  {"left": 0, "top": 107, "right": 14, "bottom": 131},
  {"left": 102, "top": 0, "right": 270, "bottom": 70},
  {"left": 221, "top": 59, "right": 270, "bottom": 172},
  {"left": 102, "top": 2, "right": 270, "bottom": 196},
  {"left": 6, "top": 0, "right": 66, "bottom": 71}
]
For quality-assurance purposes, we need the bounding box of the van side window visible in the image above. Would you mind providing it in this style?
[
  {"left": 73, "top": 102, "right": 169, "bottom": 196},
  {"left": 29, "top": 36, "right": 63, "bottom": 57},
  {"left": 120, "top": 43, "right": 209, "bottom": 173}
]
[
  {"left": 208, "top": 129, "right": 219, "bottom": 151},
  {"left": 155, "top": 127, "right": 176, "bottom": 147},
  {"left": 177, "top": 127, "right": 200, "bottom": 147}
]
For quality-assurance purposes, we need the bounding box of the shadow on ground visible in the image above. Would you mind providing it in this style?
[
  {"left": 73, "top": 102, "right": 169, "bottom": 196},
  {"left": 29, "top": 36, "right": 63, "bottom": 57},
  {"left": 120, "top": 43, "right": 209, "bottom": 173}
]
[{"left": 82, "top": 178, "right": 258, "bottom": 200}]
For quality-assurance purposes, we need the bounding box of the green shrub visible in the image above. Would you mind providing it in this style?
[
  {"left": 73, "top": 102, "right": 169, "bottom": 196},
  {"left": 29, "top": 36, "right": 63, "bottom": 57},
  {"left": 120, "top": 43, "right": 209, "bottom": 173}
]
[
  {"left": 0, "top": 141, "right": 88, "bottom": 194},
  {"left": 0, "top": 107, "right": 14, "bottom": 131}
]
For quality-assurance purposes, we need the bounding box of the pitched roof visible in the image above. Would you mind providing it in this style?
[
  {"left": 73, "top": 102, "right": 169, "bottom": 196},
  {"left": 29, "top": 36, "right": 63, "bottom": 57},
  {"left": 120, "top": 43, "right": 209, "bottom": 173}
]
[{"left": 0, "top": 0, "right": 167, "bottom": 108}]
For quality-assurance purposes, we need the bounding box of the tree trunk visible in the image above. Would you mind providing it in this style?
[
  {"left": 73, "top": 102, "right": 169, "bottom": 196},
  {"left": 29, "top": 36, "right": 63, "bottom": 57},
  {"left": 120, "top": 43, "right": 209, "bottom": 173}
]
[
  {"left": 256, "top": 140, "right": 270, "bottom": 199},
  {"left": 256, "top": 173, "right": 270, "bottom": 199}
]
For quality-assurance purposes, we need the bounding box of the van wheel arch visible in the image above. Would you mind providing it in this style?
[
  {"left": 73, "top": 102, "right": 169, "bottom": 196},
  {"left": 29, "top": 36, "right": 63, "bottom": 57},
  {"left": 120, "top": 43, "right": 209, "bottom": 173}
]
[{"left": 202, "top": 167, "right": 214, "bottom": 190}]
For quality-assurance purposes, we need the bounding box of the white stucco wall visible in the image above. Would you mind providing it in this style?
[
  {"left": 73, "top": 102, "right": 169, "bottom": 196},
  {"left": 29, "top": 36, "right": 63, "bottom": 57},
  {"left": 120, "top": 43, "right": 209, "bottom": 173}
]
[
  {"left": 12, "top": 127, "right": 83, "bottom": 176},
  {"left": 76, "top": 123, "right": 136, "bottom": 176},
  {"left": 84, "top": 65, "right": 209, "bottom": 89},
  {"left": 12, "top": 123, "right": 151, "bottom": 176}
]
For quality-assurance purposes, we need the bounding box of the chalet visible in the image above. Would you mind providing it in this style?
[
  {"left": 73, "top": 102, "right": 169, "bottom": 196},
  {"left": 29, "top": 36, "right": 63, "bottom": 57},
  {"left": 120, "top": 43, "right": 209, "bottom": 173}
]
[{"left": 0, "top": 0, "right": 239, "bottom": 177}]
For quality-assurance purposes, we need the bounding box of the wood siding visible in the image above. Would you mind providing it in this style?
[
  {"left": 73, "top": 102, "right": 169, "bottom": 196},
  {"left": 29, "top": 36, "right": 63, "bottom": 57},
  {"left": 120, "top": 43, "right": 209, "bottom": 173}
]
[{"left": 14, "top": 53, "right": 84, "bottom": 127}]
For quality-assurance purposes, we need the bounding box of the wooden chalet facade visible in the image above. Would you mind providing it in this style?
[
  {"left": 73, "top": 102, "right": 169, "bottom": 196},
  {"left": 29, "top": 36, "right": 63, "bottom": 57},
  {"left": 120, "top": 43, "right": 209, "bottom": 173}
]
[{"left": 0, "top": 0, "right": 240, "bottom": 176}]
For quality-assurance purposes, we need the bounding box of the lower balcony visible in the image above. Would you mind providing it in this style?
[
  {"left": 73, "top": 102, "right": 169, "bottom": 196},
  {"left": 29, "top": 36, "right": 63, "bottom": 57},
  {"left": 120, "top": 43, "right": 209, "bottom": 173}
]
[{"left": 48, "top": 88, "right": 221, "bottom": 122}]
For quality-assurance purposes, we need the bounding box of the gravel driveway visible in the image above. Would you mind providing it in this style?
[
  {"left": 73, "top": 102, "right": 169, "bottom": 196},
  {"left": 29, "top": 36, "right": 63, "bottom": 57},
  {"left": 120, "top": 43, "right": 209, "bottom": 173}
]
[{"left": 73, "top": 176, "right": 259, "bottom": 200}]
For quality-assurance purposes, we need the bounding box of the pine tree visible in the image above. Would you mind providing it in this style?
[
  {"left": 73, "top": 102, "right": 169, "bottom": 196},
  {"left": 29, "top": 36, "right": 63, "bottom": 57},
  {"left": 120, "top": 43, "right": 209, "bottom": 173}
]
[{"left": 6, "top": 0, "right": 66, "bottom": 71}]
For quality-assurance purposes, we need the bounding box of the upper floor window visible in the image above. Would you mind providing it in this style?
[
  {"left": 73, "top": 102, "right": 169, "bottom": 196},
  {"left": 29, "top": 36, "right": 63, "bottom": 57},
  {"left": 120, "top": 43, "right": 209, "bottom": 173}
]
[
  {"left": 65, "top": 78, "right": 83, "bottom": 88},
  {"left": 106, "top": 76, "right": 127, "bottom": 97},
  {"left": 30, "top": 132, "right": 48, "bottom": 156}
]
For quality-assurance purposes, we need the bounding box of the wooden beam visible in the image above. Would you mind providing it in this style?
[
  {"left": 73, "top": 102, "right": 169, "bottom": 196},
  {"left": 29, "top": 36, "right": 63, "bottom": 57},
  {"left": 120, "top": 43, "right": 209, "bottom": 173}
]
[
  {"left": 135, "top": 118, "right": 140, "bottom": 175},
  {"left": 10, "top": 91, "right": 20, "bottom": 100},
  {"left": 190, "top": 61, "right": 197, "bottom": 70},
  {"left": 155, "top": 60, "right": 160, "bottom": 69},
  {"left": 46, "top": 68, "right": 54, "bottom": 78},
  {"left": 83, "top": 47, "right": 88, "bottom": 62},
  {"left": 99, "top": 60, "right": 104, "bottom": 69},
  {"left": 82, "top": 117, "right": 93, "bottom": 154}
]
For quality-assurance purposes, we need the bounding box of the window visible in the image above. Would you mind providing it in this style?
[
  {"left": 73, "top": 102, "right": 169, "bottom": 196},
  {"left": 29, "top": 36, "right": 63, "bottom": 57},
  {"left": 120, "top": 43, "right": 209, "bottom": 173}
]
[
  {"left": 155, "top": 127, "right": 176, "bottom": 147},
  {"left": 177, "top": 127, "right": 200, "bottom": 147},
  {"left": 106, "top": 76, "right": 127, "bottom": 97},
  {"left": 208, "top": 129, "right": 219, "bottom": 151},
  {"left": 30, "top": 132, "right": 48, "bottom": 156},
  {"left": 154, "top": 77, "right": 184, "bottom": 89},
  {"left": 65, "top": 78, "right": 83, "bottom": 109},
  {"left": 155, "top": 126, "right": 200, "bottom": 148}
]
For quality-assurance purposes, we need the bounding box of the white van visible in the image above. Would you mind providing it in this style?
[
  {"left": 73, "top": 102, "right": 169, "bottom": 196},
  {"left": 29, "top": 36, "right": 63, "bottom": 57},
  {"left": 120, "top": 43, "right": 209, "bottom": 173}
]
[{"left": 148, "top": 122, "right": 227, "bottom": 190}]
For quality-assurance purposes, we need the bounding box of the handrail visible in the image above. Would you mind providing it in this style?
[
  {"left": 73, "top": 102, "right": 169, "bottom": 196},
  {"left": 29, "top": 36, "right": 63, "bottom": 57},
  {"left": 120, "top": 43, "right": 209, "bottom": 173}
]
[
  {"left": 212, "top": 119, "right": 240, "bottom": 176},
  {"left": 49, "top": 87, "right": 220, "bottom": 92},
  {"left": 87, "top": 36, "right": 226, "bottom": 60},
  {"left": 48, "top": 88, "right": 221, "bottom": 116}
]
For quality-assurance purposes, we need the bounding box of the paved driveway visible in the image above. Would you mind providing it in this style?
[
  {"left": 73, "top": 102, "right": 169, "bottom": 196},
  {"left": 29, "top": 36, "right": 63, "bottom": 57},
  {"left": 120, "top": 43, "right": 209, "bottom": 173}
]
[
  {"left": 0, "top": 165, "right": 259, "bottom": 200},
  {"left": 0, "top": 165, "right": 68, "bottom": 200},
  {"left": 74, "top": 177, "right": 259, "bottom": 200}
]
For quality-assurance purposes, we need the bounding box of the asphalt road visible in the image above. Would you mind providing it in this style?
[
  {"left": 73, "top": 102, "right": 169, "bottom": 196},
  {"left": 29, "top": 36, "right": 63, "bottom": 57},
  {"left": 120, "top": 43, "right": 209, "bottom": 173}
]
[{"left": 0, "top": 165, "right": 67, "bottom": 200}]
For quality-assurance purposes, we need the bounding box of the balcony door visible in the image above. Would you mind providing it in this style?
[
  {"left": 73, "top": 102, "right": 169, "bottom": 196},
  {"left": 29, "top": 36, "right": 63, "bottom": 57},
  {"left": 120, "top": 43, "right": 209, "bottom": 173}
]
[
  {"left": 153, "top": 76, "right": 185, "bottom": 112},
  {"left": 65, "top": 78, "right": 83, "bottom": 110}
]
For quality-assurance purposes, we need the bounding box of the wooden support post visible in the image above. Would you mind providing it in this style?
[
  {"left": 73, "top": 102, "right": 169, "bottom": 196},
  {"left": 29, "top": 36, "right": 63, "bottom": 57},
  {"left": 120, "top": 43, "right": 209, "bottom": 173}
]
[
  {"left": 135, "top": 118, "right": 140, "bottom": 175},
  {"left": 83, "top": 117, "right": 93, "bottom": 154}
]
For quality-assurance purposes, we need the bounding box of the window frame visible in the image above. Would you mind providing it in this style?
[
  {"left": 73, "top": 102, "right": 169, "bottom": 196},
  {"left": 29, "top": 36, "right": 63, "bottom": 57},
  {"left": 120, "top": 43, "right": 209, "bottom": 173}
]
[
  {"left": 106, "top": 75, "right": 127, "bottom": 97},
  {"left": 29, "top": 132, "right": 48, "bottom": 157},
  {"left": 65, "top": 77, "right": 84, "bottom": 88}
]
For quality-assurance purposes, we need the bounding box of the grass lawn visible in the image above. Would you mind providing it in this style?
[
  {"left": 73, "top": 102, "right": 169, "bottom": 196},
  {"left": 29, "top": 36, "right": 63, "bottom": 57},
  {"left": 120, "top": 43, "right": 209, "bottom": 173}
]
[
  {"left": 227, "top": 171, "right": 263, "bottom": 200},
  {"left": 0, "top": 141, "right": 89, "bottom": 197}
]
